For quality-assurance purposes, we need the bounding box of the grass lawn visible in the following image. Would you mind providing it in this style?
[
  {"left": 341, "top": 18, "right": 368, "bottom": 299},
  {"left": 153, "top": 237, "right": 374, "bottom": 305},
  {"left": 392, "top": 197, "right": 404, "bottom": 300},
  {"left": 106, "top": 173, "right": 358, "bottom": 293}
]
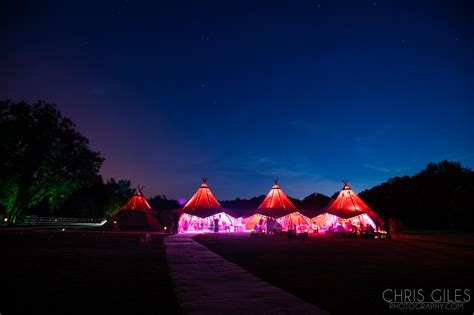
[
  {"left": 195, "top": 233, "right": 474, "bottom": 314},
  {"left": 1, "top": 229, "right": 180, "bottom": 315}
]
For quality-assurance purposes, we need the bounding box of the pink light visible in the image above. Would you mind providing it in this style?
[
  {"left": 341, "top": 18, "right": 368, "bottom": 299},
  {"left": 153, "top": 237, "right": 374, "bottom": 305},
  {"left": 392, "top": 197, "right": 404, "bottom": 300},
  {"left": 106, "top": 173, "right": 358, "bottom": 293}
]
[{"left": 177, "top": 198, "right": 187, "bottom": 205}]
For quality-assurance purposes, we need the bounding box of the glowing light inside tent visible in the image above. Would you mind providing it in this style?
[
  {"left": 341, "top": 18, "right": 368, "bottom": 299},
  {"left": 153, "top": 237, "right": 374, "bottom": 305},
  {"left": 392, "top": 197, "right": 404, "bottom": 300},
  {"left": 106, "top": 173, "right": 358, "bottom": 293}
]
[
  {"left": 311, "top": 212, "right": 383, "bottom": 233},
  {"left": 243, "top": 182, "right": 312, "bottom": 232},
  {"left": 179, "top": 179, "right": 242, "bottom": 233},
  {"left": 178, "top": 212, "right": 243, "bottom": 233},
  {"left": 243, "top": 212, "right": 312, "bottom": 232},
  {"left": 311, "top": 182, "right": 385, "bottom": 233}
]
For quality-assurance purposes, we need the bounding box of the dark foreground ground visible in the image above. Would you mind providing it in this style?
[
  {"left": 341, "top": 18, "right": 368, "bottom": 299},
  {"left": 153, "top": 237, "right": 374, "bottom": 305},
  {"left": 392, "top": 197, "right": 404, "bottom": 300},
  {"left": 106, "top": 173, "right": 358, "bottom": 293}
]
[
  {"left": 3, "top": 229, "right": 473, "bottom": 315},
  {"left": 195, "top": 233, "right": 474, "bottom": 315},
  {"left": 1, "top": 229, "right": 180, "bottom": 315}
]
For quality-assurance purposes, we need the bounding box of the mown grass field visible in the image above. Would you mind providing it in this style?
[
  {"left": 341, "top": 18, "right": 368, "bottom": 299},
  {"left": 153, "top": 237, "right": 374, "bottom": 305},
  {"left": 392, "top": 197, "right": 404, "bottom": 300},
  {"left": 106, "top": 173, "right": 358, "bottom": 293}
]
[
  {"left": 3, "top": 229, "right": 473, "bottom": 315},
  {"left": 195, "top": 233, "right": 474, "bottom": 314},
  {"left": 1, "top": 230, "right": 180, "bottom": 315}
]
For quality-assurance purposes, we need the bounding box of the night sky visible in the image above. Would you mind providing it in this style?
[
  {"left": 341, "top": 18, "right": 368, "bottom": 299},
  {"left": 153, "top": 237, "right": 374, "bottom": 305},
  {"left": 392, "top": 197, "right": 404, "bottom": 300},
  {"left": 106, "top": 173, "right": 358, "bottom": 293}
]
[{"left": 2, "top": 0, "right": 473, "bottom": 200}]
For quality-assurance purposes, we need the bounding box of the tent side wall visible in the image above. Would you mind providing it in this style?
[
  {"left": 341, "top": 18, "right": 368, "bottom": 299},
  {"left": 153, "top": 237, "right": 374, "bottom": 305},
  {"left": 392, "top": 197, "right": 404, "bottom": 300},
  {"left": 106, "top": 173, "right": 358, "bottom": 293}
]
[
  {"left": 311, "top": 212, "right": 385, "bottom": 232},
  {"left": 178, "top": 212, "right": 243, "bottom": 232},
  {"left": 276, "top": 212, "right": 313, "bottom": 232},
  {"left": 244, "top": 212, "right": 312, "bottom": 232}
]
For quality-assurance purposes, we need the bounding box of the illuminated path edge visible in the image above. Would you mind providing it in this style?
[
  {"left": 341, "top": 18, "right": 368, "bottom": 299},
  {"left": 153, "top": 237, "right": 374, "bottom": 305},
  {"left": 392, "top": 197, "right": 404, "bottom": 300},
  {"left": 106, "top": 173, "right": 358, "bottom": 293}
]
[{"left": 164, "top": 234, "right": 328, "bottom": 314}]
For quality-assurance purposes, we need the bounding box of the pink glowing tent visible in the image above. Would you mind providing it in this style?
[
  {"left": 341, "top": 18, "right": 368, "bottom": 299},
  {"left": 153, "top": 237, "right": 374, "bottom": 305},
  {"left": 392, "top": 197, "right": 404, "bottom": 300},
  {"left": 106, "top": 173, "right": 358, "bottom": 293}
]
[
  {"left": 178, "top": 178, "right": 241, "bottom": 232},
  {"left": 311, "top": 183, "right": 384, "bottom": 231},
  {"left": 244, "top": 181, "right": 312, "bottom": 231},
  {"left": 105, "top": 190, "right": 161, "bottom": 231}
]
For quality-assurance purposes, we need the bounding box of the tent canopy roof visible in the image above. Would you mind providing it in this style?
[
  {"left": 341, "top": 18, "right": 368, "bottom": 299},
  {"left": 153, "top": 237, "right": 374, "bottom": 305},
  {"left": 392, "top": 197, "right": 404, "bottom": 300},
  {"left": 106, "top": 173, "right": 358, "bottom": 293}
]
[
  {"left": 182, "top": 178, "right": 223, "bottom": 212},
  {"left": 324, "top": 183, "right": 383, "bottom": 225},
  {"left": 256, "top": 181, "right": 298, "bottom": 217},
  {"left": 107, "top": 190, "right": 160, "bottom": 230},
  {"left": 121, "top": 191, "right": 152, "bottom": 212}
]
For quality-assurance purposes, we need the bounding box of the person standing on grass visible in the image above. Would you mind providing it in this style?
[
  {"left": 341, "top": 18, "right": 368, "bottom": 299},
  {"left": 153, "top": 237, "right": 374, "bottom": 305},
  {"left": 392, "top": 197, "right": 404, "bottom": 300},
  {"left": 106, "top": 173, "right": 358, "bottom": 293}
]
[
  {"left": 368, "top": 224, "right": 374, "bottom": 237},
  {"left": 173, "top": 212, "right": 180, "bottom": 234},
  {"left": 214, "top": 217, "right": 219, "bottom": 232}
]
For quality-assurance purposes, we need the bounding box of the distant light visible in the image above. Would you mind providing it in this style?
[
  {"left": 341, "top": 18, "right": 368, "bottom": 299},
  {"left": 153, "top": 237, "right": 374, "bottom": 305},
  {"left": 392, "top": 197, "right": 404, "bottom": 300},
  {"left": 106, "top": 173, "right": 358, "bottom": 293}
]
[
  {"left": 164, "top": 227, "right": 167, "bottom": 230},
  {"left": 177, "top": 198, "right": 187, "bottom": 205},
  {"left": 3, "top": 217, "right": 8, "bottom": 222},
  {"left": 113, "top": 220, "right": 117, "bottom": 224},
  {"left": 61, "top": 228, "right": 65, "bottom": 231}
]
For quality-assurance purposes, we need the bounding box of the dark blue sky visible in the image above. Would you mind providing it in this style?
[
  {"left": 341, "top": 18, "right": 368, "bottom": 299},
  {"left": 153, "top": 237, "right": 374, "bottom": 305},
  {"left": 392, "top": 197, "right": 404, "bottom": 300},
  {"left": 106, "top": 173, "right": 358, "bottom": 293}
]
[{"left": 2, "top": 0, "right": 473, "bottom": 199}]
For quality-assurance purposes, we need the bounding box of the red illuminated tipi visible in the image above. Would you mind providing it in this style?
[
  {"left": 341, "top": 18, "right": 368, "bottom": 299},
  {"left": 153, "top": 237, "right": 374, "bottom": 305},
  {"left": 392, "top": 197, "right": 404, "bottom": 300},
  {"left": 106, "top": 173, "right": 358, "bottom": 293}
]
[
  {"left": 178, "top": 178, "right": 241, "bottom": 232},
  {"left": 122, "top": 191, "right": 152, "bottom": 211},
  {"left": 105, "top": 189, "right": 161, "bottom": 231},
  {"left": 244, "top": 180, "right": 312, "bottom": 232},
  {"left": 311, "top": 182, "right": 384, "bottom": 231}
]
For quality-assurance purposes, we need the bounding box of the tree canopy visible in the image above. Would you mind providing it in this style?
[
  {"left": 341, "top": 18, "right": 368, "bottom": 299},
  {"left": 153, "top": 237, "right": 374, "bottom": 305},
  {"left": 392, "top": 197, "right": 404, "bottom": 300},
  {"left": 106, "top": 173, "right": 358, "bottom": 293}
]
[
  {"left": 56, "top": 178, "right": 136, "bottom": 218},
  {"left": 0, "top": 100, "right": 103, "bottom": 222},
  {"left": 360, "top": 160, "right": 474, "bottom": 230}
]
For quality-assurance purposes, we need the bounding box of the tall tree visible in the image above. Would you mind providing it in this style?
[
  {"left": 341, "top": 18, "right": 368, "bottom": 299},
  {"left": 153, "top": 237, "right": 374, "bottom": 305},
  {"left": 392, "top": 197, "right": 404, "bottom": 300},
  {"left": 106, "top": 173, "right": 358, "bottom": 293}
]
[
  {"left": 0, "top": 100, "right": 104, "bottom": 223},
  {"left": 103, "top": 179, "right": 136, "bottom": 215},
  {"left": 56, "top": 177, "right": 137, "bottom": 218}
]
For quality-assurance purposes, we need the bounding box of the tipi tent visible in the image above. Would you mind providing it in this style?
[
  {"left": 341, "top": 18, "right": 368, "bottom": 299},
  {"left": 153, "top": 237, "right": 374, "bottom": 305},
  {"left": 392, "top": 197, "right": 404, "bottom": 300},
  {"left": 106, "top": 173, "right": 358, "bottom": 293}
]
[
  {"left": 311, "top": 182, "right": 384, "bottom": 232},
  {"left": 105, "top": 190, "right": 161, "bottom": 231},
  {"left": 178, "top": 178, "right": 241, "bottom": 232},
  {"left": 244, "top": 181, "right": 312, "bottom": 232}
]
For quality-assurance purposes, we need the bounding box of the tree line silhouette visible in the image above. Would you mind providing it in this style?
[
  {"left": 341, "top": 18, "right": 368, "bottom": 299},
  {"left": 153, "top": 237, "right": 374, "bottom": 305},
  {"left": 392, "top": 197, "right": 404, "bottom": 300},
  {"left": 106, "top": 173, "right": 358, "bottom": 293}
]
[
  {"left": 359, "top": 160, "right": 474, "bottom": 230},
  {"left": 1, "top": 101, "right": 472, "bottom": 230}
]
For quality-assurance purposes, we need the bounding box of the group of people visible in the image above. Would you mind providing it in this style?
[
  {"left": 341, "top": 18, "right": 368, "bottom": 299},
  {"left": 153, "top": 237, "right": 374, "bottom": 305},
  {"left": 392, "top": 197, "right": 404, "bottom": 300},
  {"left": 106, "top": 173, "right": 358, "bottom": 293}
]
[
  {"left": 168, "top": 213, "right": 244, "bottom": 233},
  {"left": 253, "top": 217, "right": 283, "bottom": 234},
  {"left": 167, "top": 212, "right": 401, "bottom": 239},
  {"left": 318, "top": 221, "right": 378, "bottom": 238}
]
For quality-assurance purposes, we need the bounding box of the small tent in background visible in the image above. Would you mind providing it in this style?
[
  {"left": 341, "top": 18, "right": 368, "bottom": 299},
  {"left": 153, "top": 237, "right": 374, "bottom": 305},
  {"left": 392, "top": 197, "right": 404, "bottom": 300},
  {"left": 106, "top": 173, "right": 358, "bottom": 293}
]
[
  {"left": 244, "top": 180, "right": 312, "bottom": 232},
  {"left": 311, "top": 182, "right": 384, "bottom": 232},
  {"left": 105, "top": 189, "right": 161, "bottom": 231},
  {"left": 178, "top": 178, "right": 241, "bottom": 232}
]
